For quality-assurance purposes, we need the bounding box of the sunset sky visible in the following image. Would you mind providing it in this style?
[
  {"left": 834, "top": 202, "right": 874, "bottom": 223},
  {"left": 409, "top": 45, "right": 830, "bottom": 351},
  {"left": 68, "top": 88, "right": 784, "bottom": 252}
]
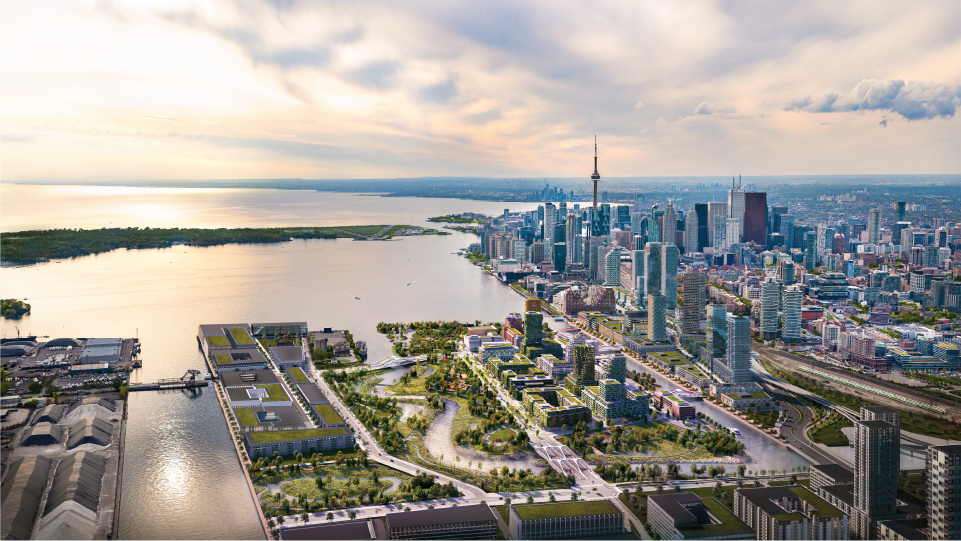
[{"left": 2, "top": 0, "right": 959, "bottom": 181}]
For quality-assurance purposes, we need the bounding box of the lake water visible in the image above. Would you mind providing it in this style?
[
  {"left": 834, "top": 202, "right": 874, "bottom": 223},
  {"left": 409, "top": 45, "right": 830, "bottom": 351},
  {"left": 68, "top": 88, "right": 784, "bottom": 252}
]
[{"left": 1, "top": 184, "right": 538, "bottom": 540}]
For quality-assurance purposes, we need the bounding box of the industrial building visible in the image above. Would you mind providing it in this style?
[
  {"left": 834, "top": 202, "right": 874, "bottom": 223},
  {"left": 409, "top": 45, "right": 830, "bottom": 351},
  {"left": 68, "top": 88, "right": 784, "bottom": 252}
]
[{"left": 385, "top": 503, "right": 498, "bottom": 540}]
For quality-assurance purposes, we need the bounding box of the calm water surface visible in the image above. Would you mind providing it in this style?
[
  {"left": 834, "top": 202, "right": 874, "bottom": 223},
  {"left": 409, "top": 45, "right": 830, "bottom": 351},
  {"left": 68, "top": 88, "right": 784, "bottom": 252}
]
[{"left": 0, "top": 185, "right": 538, "bottom": 540}]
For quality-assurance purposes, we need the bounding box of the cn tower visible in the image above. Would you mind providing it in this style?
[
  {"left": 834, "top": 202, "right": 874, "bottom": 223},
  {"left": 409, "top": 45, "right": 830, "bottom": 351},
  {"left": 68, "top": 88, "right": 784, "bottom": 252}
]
[{"left": 591, "top": 135, "right": 600, "bottom": 209}]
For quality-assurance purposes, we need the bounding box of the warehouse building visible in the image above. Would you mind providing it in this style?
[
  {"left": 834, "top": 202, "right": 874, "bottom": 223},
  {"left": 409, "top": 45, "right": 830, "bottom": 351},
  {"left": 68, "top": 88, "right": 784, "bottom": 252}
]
[
  {"left": 508, "top": 500, "right": 625, "bottom": 540},
  {"left": 386, "top": 503, "right": 498, "bottom": 540}
]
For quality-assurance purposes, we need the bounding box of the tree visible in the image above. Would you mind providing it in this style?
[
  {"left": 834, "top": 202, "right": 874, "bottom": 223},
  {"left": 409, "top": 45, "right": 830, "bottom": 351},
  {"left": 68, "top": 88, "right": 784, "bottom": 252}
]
[
  {"left": 571, "top": 493, "right": 578, "bottom": 501},
  {"left": 737, "top": 464, "right": 746, "bottom": 477},
  {"left": 277, "top": 516, "right": 285, "bottom": 526},
  {"left": 548, "top": 492, "right": 556, "bottom": 503},
  {"left": 326, "top": 512, "right": 334, "bottom": 523},
  {"left": 789, "top": 474, "right": 798, "bottom": 485},
  {"left": 505, "top": 497, "right": 512, "bottom": 507},
  {"left": 349, "top": 510, "right": 357, "bottom": 520}
]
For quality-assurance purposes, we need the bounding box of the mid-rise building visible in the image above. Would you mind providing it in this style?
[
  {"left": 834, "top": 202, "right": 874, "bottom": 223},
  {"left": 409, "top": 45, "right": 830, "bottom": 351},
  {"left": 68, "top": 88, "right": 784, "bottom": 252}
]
[
  {"left": 926, "top": 444, "right": 961, "bottom": 540},
  {"left": 564, "top": 344, "right": 597, "bottom": 396},
  {"left": 508, "top": 501, "right": 625, "bottom": 540},
  {"left": 733, "top": 485, "right": 848, "bottom": 540},
  {"left": 385, "top": 503, "right": 498, "bottom": 540},
  {"left": 647, "top": 493, "right": 755, "bottom": 540}
]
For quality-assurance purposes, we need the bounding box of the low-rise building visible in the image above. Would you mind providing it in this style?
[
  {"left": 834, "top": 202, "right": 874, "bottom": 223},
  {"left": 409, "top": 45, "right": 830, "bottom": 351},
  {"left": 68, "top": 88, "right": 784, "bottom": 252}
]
[
  {"left": 508, "top": 500, "right": 625, "bottom": 540},
  {"left": 647, "top": 493, "right": 755, "bottom": 540},
  {"left": 385, "top": 503, "right": 497, "bottom": 540},
  {"left": 653, "top": 391, "right": 696, "bottom": 419},
  {"left": 708, "top": 382, "right": 763, "bottom": 399},
  {"left": 245, "top": 427, "right": 354, "bottom": 458},
  {"left": 719, "top": 391, "right": 773, "bottom": 412},
  {"left": 809, "top": 464, "right": 854, "bottom": 493},
  {"left": 536, "top": 354, "right": 573, "bottom": 378},
  {"left": 648, "top": 351, "right": 690, "bottom": 373},
  {"left": 677, "top": 365, "right": 712, "bottom": 389},
  {"left": 269, "top": 345, "right": 305, "bottom": 369},
  {"left": 479, "top": 343, "right": 519, "bottom": 365}
]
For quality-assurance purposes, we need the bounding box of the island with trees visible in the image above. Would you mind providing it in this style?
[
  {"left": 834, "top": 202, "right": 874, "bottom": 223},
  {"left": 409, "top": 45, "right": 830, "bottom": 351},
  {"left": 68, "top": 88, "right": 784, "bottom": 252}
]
[
  {"left": 1, "top": 299, "right": 31, "bottom": 319},
  {"left": 0, "top": 225, "right": 426, "bottom": 264}
]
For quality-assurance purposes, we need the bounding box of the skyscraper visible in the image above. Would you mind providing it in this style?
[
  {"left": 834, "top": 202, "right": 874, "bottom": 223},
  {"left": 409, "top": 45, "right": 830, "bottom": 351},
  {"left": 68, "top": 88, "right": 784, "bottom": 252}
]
[
  {"left": 631, "top": 249, "right": 644, "bottom": 298},
  {"left": 647, "top": 294, "right": 666, "bottom": 342},
  {"left": 728, "top": 184, "right": 745, "bottom": 237},
  {"left": 781, "top": 285, "right": 802, "bottom": 341},
  {"left": 662, "top": 203, "right": 677, "bottom": 247},
  {"left": 853, "top": 406, "right": 900, "bottom": 539},
  {"left": 684, "top": 210, "right": 699, "bottom": 254},
  {"left": 565, "top": 344, "right": 597, "bottom": 396},
  {"left": 725, "top": 316, "right": 751, "bottom": 384},
  {"left": 779, "top": 214, "right": 795, "bottom": 249},
  {"left": 705, "top": 304, "right": 728, "bottom": 360},
  {"left": 707, "top": 201, "right": 728, "bottom": 248},
  {"left": 553, "top": 243, "right": 567, "bottom": 273},
  {"left": 759, "top": 278, "right": 780, "bottom": 339},
  {"left": 644, "top": 242, "right": 679, "bottom": 310},
  {"left": 524, "top": 311, "right": 543, "bottom": 347},
  {"left": 713, "top": 220, "right": 726, "bottom": 253},
  {"left": 805, "top": 231, "right": 817, "bottom": 270},
  {"left": 695, "top": 203, "right": 709, "bottom": 251},
  {"left": 591, "top": 204, "right": 611, "bottom": 237},
  {"left": 681, "top": 272, "right": 705, "bottom": 334},
  {"left": 604, "top": 247, "right": 621, "bottom": 286},
  {"left": 742, "top": 192, "right": 767, "bottom": 245},
  {"left": 896, "top": 201, "right": 906, "bottom": 223},
  {"left": 545, "top": 202, "right": 556, "bottom": 260},
  {"left": 868, "top": 208, "right": 881, "bottom": 245},
  {"left": 724, "top": 218, "right": 741, "bottom": 249}
]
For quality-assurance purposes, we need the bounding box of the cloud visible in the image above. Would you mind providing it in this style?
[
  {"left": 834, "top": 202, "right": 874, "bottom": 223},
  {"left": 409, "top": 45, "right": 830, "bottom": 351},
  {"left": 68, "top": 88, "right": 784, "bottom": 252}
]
[
  {"left": 879, "top": 116, "right": 890, "bottom": 128},
  {"left": 416, "top": 81, "right": 457, "bottom": 104},
  {"left": 635, "top": 102, "right": 645, "bottom": 109},
  {"left": 345, "top": 61, "right": 398, "bottom": 90},
  {"left": 693, "top": 101, "right": 738, "bottom": 115},
  {"left": 784, "top": 79, "right": 961, "bottom": 120},
  {"left": 463, "top": 109, "right": 503, "bottom": 126},
  {"left": 1, "top": 134, "right": 37, "bottom": 142}
]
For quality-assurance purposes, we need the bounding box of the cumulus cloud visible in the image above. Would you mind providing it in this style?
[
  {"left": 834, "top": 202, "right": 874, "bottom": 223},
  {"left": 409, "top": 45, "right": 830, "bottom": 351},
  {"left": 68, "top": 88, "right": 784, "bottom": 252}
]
[
  {"left": 784, "top": 79, "right": 961, "bottom": 120},
  {"left": 693, "top": 101, "right": 738, "bottom": 115},
  {"left": 635, "top": 102, "right": 645, "bottom": 109}
]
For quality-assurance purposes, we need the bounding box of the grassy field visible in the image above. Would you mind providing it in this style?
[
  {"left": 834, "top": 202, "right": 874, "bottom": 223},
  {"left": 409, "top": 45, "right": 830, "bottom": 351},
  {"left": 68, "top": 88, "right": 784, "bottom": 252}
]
[
  {"left": 215, "top": 353, "right": 233, "bottom": 365},
  {"left": 315, "top": 404, "right": 345, "bottom": 425},
  {"left": 257, "top": 384, "right": 290, "bottom": 402},
  {"left": 288, "top": 367, "right": 309, "bottom": 383},
  {"left": 235, "top": 408, "right": 259, "bottom": 427},
  {"left": 249, "top": 427, "right": 349, "bottom": 444},
  {"left": 207, "top": 335, "right": 230, "bottom": 347},
  {"left": 381, "top": 225, "right": 408, "bottom": 238},
  {"left": 489, "top": 428, "right": 517, "bottom": 443}
]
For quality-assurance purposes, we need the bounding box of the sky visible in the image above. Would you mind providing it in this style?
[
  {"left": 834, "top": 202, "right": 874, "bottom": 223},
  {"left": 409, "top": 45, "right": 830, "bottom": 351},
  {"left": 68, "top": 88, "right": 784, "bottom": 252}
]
[{"left": 1, "top": 0, "right": 959, "bottom": 181}]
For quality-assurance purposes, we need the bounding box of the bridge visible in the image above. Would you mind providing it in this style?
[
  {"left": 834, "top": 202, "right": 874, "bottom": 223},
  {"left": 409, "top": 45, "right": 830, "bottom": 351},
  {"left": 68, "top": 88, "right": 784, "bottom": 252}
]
[{"left": 129, "top": 369, "right": 209, "bottom": 392}]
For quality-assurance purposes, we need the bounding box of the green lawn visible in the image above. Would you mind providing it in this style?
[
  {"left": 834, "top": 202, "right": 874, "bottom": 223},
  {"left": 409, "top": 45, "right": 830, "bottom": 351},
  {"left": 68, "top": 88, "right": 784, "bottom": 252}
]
[
  {"left": 494, "top": 504, "right": 511, "bottom": 525},
  {"left": 381, "top": 225, "right": 407, "bottom": 238},
  {"left": 249, "top": 427, "right": 349, "bottom": 444},
  {"left": 289, "top": 367, "right": 309, "bottom": 384},
  {"left": 257, "top": 384, "right": 290, "bottom": 402},
  {"left": 315, "top": 404, "right": 345, "bottom": 425},
  {"left": 489, "top": 428, "right": 516, "bottom": 443},
  {"left": 207, "top": 335, "right": 230, "bottom": 347},
  {"left": 215, "top": 353, "right": 233, "bottom": 365},
  {"left": 808, "top": 417, "right": 853, "bottom": 447},
  {"left": 512, "top": 500, "right": 618, "bottom": 519},
  {"left": 229, "top": 327, "right": 254, "bottom": 345},
  {"left": 235, "top": 408, "right": 259, "bottom": 427},
  {"left": 788, "top": 486, "right": 843, "bottom": 518}
]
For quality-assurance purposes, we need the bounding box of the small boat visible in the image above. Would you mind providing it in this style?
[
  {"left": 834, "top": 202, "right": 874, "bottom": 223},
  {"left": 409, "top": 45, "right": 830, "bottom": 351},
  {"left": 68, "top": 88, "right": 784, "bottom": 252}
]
[
  {"left": 407, "top": 283, "right": 412, "bottom": 286},
  {"left": 354, "top": 296, "right": 361, "bottom": 300}
]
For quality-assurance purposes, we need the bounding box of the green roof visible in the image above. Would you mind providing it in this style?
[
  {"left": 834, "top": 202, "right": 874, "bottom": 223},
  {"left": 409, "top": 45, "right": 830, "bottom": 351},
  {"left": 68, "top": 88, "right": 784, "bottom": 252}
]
[
  {"left": 235, "top": 408, "right": 259, "bottom": 427},
  {"left": 513, "top": 500, "right": 618, "bottom": 520},
  {"left": 788, "top": 486, "right": 844, "bottom": 519},
  {"left": 229, "top": 327, "right": 254, "bottom": 345},
  {"left": 206, "top": 335, "right": 230, "bottom": 347},
  {"left": 678, "top": 498, "right": 752, "bottom": 535},
  {"left": 315, "top": 403, "right": 345, "bottom": 425},
  {"left": 773, "top": 512, "right": 806, "bottom": 521},
  {"left": 249, "top": 427, "right": 349, "bottom": 444},
  {"left": 215, "top": 353, "right": 233, "bottom": 365},
  {"left": 288, "top": 367, "right": 309, "bottom": 384},
  {"left": 256, "top": 384, "right": 289, "bottom": 402},
  {"left": 749, "top": 392, "right": 771, "bottom": 399}
]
